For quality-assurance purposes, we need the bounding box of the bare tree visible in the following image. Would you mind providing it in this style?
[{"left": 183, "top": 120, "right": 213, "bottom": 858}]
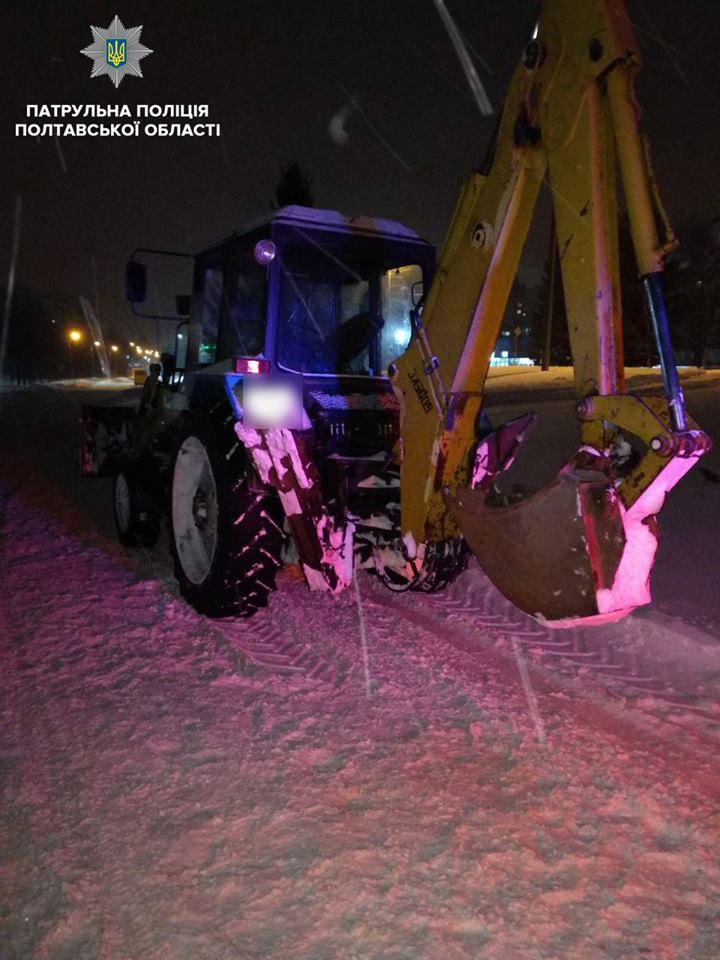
[{"left": 272, "top": 162, "right": 314, "bottom": 210}]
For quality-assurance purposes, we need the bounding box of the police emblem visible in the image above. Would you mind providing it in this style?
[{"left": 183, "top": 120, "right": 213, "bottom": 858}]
[{"left": 80, "top": 15, "right": 152, "bottom": 89}]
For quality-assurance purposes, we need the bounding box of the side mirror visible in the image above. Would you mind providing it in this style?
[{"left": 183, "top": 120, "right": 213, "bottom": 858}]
[
  {"left": 125, "top": 261, "right": 147, "bottom": 303},
  {"left": 411, "top": 280, "right": 424, "bottom": 307},
  {"left": 175, "top": 294, "right": 191, "bottom": 317}
]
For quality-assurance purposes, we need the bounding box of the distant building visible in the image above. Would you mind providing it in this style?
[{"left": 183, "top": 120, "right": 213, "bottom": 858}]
[{"left": 492, "top": 280, "right": 539, "bottom": 366}]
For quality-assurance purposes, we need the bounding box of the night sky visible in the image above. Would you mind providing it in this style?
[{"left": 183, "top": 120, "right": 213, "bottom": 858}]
[{"left": 1, "top": 0, "right": 719, "bottom": 346}]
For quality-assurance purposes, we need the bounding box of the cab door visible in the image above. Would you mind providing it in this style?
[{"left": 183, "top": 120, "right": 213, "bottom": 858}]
[
  {"left": 217, "top": 241, "right": 269, "bottom": 362},
  {"left": 190, "top": 249, "right": 225, "bottom": 366}
]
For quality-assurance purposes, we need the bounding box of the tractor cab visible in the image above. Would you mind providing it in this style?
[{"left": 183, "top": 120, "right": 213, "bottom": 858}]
[
  {"left": 82, "top": 207, "right": 434, "bottom": 479},
  {"left": 181, "top": 206, "right": 435, "bottom": 380}
]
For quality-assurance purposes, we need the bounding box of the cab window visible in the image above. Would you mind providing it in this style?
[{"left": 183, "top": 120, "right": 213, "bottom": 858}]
[
  {"left": 227, "top": 253, "right": 267, "bottom": 357},
  {"left": 380, "top": 264, "right": 422, "bottom": 370}
]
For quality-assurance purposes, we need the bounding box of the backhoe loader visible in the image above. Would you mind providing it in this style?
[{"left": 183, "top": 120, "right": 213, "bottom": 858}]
[{"left": 82, "top": 0, "right": 709, "bottom": 625}]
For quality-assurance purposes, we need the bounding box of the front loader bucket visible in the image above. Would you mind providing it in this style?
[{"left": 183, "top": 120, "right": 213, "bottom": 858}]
[{"left": 445, "top": 467, "right": 634, "bottom": 626}]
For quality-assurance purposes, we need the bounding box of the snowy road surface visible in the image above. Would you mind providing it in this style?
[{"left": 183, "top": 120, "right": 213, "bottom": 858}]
[{"left": 1, "top": 373, "right": 720, "bottom": 959}]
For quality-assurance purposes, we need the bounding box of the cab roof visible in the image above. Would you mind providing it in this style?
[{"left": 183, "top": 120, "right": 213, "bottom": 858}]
[
  {"left": 270, "top": 205, "right": 431, "bottom": 244},
  {"left": 200, "top": 205, "right": 433, "bottom": 258}
]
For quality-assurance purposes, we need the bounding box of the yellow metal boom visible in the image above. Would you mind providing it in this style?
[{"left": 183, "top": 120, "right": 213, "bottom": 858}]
[{"left": 390, "top": 0, "right": 709, "bottom": 624}]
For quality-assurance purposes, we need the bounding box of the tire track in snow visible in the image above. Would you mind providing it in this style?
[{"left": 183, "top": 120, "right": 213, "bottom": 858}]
[
  {"left": 205, "top": 554, "right": 720, "bottom": 763},
  {"left": 195, "top": 562, "right": 720, "bottom": 809},
  {"left": 352, "top": 570, "right": 720, "bottom": 799},
  {"left": 406, "top": 564, "right": 720, "bottom": 750},
  {"left": 185, "top": 555, "right": 720, "bottom": 773}
]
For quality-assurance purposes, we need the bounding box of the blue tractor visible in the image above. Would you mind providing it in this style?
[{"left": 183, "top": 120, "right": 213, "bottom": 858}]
[{"left": 82, "top": 206, "right": 466, "bottom": 616}]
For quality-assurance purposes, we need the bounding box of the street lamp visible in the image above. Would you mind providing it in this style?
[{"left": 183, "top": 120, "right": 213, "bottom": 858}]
[{"left": 67, "top": 329, "right": 84, "bottom": 378}]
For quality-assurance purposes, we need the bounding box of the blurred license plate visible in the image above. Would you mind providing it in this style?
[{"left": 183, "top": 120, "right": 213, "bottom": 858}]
[{"left": 242, "top": 374, "right": 304, "bottom": 429}]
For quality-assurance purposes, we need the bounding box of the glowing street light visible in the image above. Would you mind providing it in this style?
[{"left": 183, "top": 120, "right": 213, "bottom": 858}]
[
  {"left": 94, "top": 340, "right": 101, "bottom": 347},
  {"left": 68, "top": 329, "right": 83, "bottom": 343},
  {"left": 110, "top": 344, "right": 119, "bottom": 353},
  {"left": 129, "top": 341, "right": 135, "bottom": 347}
]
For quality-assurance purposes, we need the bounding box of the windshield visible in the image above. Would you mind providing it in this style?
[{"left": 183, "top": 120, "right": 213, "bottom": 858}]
[{"left": 276, "top": 231, "right": 424, "bottom": 376}]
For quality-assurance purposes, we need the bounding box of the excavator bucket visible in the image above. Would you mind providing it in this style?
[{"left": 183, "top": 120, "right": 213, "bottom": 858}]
[
  {"left": 444, "top": 416, "right": 708, "bottom": 626},
  {"left": 446, "top": 466, "right": 627, "bottom": 625}
]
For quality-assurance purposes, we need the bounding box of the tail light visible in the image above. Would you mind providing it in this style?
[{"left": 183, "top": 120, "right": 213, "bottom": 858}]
[{"left": 234, "top": 357, "right": 271, "bottom": 375}]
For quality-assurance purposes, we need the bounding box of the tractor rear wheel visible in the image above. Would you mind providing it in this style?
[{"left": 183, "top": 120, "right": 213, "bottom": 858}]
[
  {"left": 113, "top": 468, "right": 161, "bottom": 547},
  {"left": 169, "top": 416, "right": 284, "bottom": 617}
]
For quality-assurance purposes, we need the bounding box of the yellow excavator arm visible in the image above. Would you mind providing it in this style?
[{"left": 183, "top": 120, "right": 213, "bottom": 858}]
[{"left": 390, "top": 0, "right": 710, "bottom": 625}]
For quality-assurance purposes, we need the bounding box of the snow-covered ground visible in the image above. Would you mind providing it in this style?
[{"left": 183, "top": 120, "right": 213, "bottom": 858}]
[{"left": 1, "top": 372, "right": 720, "bottom": 959}]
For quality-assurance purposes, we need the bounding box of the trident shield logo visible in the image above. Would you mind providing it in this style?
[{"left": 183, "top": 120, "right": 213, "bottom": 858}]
[{"left": 106, "top": 39, "right": 127, "bottom": 68}]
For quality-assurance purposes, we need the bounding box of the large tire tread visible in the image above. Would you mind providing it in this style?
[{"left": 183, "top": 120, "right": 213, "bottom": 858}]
[{"left": 169, "top": 414, "right": 284, "bottom": 618}]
